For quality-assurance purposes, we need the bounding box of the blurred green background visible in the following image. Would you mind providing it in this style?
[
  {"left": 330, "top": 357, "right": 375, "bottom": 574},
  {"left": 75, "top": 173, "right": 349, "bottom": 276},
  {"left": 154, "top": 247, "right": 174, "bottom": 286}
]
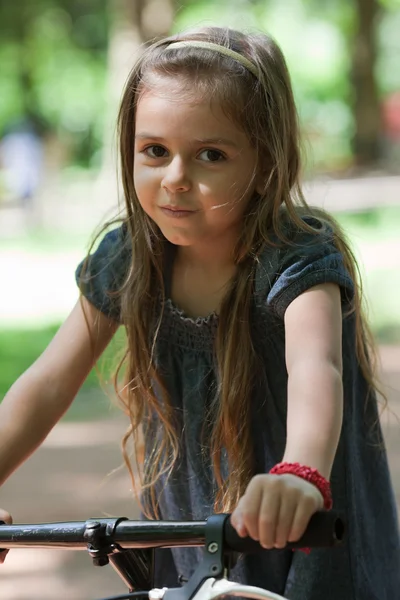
[{"left": 1, "top": 0, "right": 400, "bottom": 419}]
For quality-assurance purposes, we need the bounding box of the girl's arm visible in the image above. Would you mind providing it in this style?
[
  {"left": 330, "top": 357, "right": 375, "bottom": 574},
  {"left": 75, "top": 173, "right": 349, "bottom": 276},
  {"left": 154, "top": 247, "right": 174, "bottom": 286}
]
[
  {"left": 231, "top": 282, "right": 344, "bottom": 548},
  {"left": 0, "top": 297, "right": 119, "bottom": 486},
  {"left": 282, "top": 282, "right": 343, "bottom": 478}
]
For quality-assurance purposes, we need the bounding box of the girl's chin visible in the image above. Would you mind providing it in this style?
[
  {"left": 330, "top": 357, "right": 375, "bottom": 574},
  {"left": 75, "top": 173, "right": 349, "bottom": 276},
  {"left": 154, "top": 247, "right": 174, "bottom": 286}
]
[
  {"left": 159, "top": 228, "right": 197, "bottom": 247},
  {"left": 164, "top": 236, "right": 194, "bottom": 247}
]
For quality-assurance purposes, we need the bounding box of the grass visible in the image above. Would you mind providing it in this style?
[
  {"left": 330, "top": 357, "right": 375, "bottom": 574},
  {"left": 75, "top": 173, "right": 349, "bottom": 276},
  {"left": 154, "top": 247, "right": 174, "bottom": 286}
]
[
  {"left": 335, "top": 206, "right": 400, "bottom": 243},
  {"left": 0, "top": 325, "right": 127, "bottom": 420}
]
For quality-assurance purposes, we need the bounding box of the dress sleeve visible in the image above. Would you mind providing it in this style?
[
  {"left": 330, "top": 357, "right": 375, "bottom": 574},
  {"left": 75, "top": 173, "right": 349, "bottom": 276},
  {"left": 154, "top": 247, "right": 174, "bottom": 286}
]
[
  {"left": 75, "top": 224, "right": 130, "bottom": 323},
  {"left": 266, "top": 217, "right": 355, "bottom": 319}
]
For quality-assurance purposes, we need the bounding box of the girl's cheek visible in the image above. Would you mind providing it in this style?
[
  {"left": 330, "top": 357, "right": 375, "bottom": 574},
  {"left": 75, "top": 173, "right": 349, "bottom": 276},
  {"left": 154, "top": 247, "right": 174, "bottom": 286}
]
[
  {"left": 134, "top": 175, "right": 159, "bottom": 209},
  {"left": 134, "top": 170, "right": 150, "bottom": 191}
]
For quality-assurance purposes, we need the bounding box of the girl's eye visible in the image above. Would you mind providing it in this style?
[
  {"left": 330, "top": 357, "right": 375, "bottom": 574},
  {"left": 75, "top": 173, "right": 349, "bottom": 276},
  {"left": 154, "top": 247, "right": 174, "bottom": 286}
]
[
  {"left": 198, "top": 149, "right": 225, "bottom": 162},
  {"left": 144, "top": 145, "right": 168, "bottom": 158}
]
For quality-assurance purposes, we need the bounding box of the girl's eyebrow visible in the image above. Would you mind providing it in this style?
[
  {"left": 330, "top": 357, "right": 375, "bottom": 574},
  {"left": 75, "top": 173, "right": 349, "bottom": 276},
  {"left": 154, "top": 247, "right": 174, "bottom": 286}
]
[
  {"left": 135, "top": 133, "right": 239, "bottom": 148},
  {"left": 196, "top": 137, "right": 239, "bottom": 148}
]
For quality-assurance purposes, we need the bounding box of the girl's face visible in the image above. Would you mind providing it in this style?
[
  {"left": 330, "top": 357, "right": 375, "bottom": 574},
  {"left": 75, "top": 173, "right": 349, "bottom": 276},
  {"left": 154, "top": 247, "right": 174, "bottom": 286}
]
[{"left": 133, "top": 77, "right": 262, "bottom": 252}]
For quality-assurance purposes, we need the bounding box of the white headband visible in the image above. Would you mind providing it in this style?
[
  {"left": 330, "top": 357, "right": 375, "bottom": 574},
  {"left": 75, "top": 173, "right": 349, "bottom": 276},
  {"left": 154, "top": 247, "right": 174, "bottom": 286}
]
[{"left": 166, "top": 41, "right": 259, "bottom": 79}]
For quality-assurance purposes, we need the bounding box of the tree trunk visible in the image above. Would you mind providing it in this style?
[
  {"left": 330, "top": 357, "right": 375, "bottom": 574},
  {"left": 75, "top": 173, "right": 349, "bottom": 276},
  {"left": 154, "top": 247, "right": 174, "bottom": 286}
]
[
  {"left": 350, "top": 0, "right": 382, "bottom": 167},
  {"left": 100, "top": 0, "right": 175, "bottom": 180}
]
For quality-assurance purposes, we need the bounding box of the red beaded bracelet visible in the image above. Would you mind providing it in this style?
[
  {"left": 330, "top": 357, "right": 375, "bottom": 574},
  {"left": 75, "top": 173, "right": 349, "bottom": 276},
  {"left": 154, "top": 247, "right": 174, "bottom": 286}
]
[{"left": 269, "top": 462, "right": 333, "bottom": 511}]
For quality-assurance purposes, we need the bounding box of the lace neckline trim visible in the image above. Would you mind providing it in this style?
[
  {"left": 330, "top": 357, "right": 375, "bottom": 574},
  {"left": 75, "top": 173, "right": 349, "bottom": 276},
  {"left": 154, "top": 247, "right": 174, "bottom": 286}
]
[{"left": 165, "top": 298, "right": 218, "bottom": 327}]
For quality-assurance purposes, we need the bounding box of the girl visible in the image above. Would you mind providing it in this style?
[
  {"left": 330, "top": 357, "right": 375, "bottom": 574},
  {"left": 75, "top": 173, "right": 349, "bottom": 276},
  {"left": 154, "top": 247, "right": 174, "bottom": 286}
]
[{"left": 0, "top": 26, "right": 399, "bottom": 599}]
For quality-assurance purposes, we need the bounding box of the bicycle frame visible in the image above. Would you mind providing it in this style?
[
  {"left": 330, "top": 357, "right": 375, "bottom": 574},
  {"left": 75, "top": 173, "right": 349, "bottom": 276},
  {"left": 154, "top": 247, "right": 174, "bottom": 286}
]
[{"left": 0, "top": 512, "right": 344, "bottom": 600}]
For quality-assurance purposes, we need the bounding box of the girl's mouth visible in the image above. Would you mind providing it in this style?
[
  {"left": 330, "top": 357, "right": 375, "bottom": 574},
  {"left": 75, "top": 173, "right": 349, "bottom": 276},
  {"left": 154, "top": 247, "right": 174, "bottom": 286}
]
[{"left": 160, "top": 206, "right": 197, "bottom": 219}]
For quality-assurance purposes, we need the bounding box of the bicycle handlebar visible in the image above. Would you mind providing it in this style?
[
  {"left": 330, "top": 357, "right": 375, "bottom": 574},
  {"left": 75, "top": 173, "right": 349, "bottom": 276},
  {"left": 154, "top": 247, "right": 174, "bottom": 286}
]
[
  {"left": 0, "top": 513, "right": 345, "bottom": 600},
  {"left": 0, "top": 511, "right": 344, "bottom": 552}
]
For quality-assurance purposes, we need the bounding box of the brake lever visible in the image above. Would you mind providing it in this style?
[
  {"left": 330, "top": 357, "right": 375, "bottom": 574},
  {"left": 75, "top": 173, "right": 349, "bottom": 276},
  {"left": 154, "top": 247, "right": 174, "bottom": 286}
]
[{"left": 163, "top": 514, "right": 232, "bottom": 600}]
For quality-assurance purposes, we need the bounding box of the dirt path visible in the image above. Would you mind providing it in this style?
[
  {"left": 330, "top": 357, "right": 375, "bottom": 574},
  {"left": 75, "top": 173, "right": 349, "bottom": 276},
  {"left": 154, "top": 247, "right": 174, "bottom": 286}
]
[{"left": 1, "top": 347, "right": 400, "bottom": 600}]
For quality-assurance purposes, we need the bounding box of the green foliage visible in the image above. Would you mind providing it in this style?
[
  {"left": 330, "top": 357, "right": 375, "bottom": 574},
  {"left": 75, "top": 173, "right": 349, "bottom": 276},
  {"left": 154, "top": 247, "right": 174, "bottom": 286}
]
[
  {"left": 379, "top": 0, "right": 400, "bottom": 10},
  {"left": 0, "top": 0, "right": 399, "bottom": 170},
  {"left": 377, "top": 9, "right": 400, "bottom": 94},
  {"left": 0, "top": 0, "right": 109, "bottom": 166}
]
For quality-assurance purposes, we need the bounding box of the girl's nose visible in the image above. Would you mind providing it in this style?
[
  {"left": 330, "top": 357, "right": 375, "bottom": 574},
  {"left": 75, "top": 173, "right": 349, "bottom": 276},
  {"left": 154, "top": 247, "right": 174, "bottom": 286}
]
[{"left": 161, "top": 157, "right": 191, "bottom": 193}]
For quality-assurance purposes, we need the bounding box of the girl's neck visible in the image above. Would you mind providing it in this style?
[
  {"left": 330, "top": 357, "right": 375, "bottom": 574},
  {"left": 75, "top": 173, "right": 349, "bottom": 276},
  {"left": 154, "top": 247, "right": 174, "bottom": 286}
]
[
  {"left": 176, "top": 240, "right": 236, "bottom": 272},
  {"left": 171, "top": 244, "right": 238, "bottom": 318}
]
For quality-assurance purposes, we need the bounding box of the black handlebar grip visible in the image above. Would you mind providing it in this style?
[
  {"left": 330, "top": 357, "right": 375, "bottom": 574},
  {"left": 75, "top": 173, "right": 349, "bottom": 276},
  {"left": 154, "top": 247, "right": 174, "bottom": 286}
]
[{"left": 223, "top": 511, "right": 345, "bottom": 554}]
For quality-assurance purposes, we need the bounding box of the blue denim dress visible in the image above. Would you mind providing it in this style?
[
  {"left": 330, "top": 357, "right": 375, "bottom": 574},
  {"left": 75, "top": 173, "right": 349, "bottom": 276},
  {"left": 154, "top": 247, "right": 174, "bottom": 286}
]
[{"left": 76, "top": 218, "right": 400, "bottom": 599}]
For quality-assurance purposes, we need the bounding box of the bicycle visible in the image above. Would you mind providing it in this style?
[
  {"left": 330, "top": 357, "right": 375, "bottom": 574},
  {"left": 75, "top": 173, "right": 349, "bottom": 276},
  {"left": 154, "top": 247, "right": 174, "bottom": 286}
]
[{"left": 0, "top": 511, "right": 344, "bottom": 600}]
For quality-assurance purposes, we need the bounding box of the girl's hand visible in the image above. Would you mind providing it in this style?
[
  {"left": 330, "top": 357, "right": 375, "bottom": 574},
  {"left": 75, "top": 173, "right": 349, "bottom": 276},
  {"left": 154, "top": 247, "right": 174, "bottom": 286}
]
[
  {"left": 230, "top": 473, "right": 323, "bottom": 549},
  {"left": 0, "top": 509, "right": 12, "bottom": 564}
]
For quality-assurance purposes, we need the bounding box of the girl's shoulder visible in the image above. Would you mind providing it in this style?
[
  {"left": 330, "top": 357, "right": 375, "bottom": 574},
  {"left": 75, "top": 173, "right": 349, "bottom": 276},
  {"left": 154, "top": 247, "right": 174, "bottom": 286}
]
[
  {"left": 75, "top": 222, "right": 131, "bottom": 322},
  {"left": 255, "top": 212, "right": 355, "bottom": 318}
]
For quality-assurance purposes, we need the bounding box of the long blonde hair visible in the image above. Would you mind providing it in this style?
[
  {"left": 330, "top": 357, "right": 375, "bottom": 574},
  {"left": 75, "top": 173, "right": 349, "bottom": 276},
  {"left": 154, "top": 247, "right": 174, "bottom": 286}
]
[{"left": 107, "top": 26, "right": 382, "bottom": 517}]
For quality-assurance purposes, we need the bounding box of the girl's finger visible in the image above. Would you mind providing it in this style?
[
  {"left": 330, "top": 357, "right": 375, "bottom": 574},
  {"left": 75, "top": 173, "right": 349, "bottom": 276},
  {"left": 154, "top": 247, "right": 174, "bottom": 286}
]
[
  {"left": 0, "top": 510, "right": 12, "bottom": 525},
  {"left": 0, "top": 512, "right": 12, "bottom": 565},
  {"left": 231, "top": 497, "right": 249, "bottom": 537},
  {"left": 239, "top": 478, "right": 264, "bottom": 541},
  {"left": 274, "top": 493, "right": 297, "bottom": 549},
  {"left": 288, "top": 497, "right": 316, "bottom": 543},
  {"left": 258, "top": 484, "right": 280, "bottom": 549}
]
